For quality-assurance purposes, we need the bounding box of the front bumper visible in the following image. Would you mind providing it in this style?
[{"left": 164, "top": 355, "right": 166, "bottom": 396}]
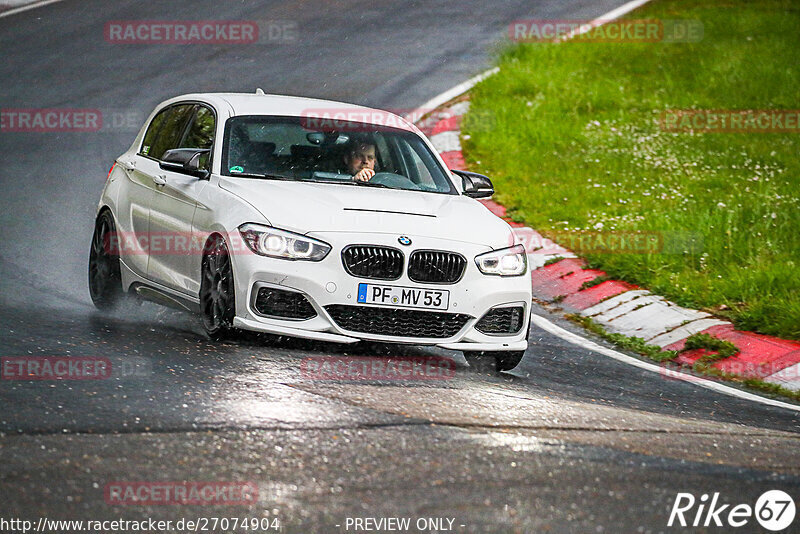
[{"left": 230, "top": 231, "right": 531, "bottom": 351}]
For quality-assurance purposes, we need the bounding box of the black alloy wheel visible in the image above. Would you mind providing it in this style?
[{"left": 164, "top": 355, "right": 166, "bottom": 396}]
[
  {"left": 88, "top": 210, "right": 123, "bottom": 309},
  {"left": 200, "top": 235, "right": 236, "bottom": 339}
]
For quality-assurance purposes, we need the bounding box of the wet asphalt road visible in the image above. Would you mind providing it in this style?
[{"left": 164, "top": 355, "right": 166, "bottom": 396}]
[{"left": 1, "top": 1, "right": 799, "bottom": 533}]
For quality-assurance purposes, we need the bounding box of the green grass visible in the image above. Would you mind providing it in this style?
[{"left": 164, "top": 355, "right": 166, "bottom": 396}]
[
  {"left": 567, "top": 314, "right": 678, "bottom": 362},
  {"left": 566, "top": 314, "right": 800, "bottom": 402},
  {"left": 464, "top": 0, "right": 800, "bottom": 340},
  {"left": 683, "top": 332, "right": 739, "bottom": 360},
  {"left": 579, "top": 275, "right": 612, "bottom": 291}
]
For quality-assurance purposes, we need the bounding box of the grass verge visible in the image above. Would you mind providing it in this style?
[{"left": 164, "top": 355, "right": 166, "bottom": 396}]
[
  {"left": 565, "top": 314, "right": 800, "bottom": 402},
  {"left": 463, "top": 0, "right": 800, "bottom": 340},
  {"left": 567, "top": 313, "right": 678, "bottom": 362},
  {"left": 683, "top": 332, "right": 739, "bottom": 360}
]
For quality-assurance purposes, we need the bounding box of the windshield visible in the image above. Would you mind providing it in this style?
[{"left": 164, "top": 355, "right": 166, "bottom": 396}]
[{"left": 221, "top": 116, "right": 457, "bottom": 194}]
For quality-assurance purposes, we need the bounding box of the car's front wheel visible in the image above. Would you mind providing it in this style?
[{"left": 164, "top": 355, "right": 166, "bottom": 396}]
[
  {"left": 200, "top": 235, "right": 236, "bottom": 340},
  {"left": 463, "top": 350, "right": 525, "bottom": 373},
  {"left": 88, "top": 210, "right": 123, "bottom": 310}
]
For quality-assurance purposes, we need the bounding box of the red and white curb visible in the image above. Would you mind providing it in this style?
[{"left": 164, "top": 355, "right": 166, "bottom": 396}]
[{"left": 419, "top": 97, "right": 800, "bottom": 394}]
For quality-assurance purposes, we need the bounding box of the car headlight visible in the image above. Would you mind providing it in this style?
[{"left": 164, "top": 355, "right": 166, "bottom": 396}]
[
  {"left": 475, "top": 244, "right": 527, "bottom": 276},
  {"left": 238, "top": 224, "right": 331, "bottom": 261}
]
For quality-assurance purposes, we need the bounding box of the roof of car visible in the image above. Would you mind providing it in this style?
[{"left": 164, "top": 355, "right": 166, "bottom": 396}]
[{"left": 162, "top": 92, "right": 418, "bottom": 133}]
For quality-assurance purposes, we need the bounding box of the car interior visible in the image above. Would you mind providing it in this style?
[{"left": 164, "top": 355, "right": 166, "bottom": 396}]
[{"left": 223, "top": 118, "right": 450, "bottom": 193}]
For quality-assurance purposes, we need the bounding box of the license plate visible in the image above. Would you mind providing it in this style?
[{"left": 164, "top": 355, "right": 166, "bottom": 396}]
[{"left": 357, "top": 283, "right": 449, "bottom": 311}]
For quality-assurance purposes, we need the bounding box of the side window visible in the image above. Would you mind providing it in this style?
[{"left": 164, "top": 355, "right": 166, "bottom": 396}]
[
  {"left": 408, "top": 148, "right": 436, "bottom": 188},
  {"left": 397, "top": 139, "right": 437, "bottom": 190},
  {"left": 179, "top": 106, "right": 215, "bottom": 170},
  {"left": 139, "top": 108, "right": 170, "bottom": 157},
  {"left": 372, "top": 134, "right": 394, "bottom": 174},
  {"left": 147, "top": 104, "right": 194, "bottom": 161}
]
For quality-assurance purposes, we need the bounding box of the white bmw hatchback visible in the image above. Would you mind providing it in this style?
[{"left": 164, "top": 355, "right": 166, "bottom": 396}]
[{"left": 89, "top": 92, "right": 531, "bottom": 371}]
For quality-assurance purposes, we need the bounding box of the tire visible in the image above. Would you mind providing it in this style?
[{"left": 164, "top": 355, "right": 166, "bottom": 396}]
[
  {"left": 88, "top": 210, "right": 123, "bottom": 310},
  {"left": 464, "top": 350, "right": 525, "bottom": 373},
  {"left": 200, "top": 235, "right": 236, "bottom": 340},
  {"left": 494, "top": 350, "right": 525, "bottom": 372}
]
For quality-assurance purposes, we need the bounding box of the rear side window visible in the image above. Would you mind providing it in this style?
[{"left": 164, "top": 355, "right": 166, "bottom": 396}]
[
  {"left": 181, "top": 106, "right": 215, "bottom": 150},
  {"left": 179, "top": 106, "right": 216, "bottom": 170},
  {"left": 140, "top": 108, "right": 169, "bottom": 157},
  {"left": 141, "top": 104, "right": 194, "bottom": 160}
]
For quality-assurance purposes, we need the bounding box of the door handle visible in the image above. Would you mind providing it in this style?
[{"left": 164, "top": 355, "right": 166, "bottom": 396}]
[{"left": 153, "top": 174, "right": 167, "bottom": 186}]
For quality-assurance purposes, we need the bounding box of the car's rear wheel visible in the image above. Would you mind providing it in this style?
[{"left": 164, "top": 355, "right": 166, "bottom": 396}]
[
  {"left": 88, "top": 210, "right": 123, "bottom": 310},
  {"left": 200, "top": 235, "right": 236, "bottom": 340},
  {"left": 464, "top": 350, "right": 525, "bottom": 373}
]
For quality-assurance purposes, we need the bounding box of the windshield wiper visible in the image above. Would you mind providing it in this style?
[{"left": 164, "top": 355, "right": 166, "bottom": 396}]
[
  {"left": 229, "top": 172, "right": 293, "bottom": 181},
  {"left": 352, "top": 181, "right": 393, "bottom": 189},
  {"left": 297, "top": 178, "right": 355, "bottom": 185},
  {"left": 302, "top": 178, "right": 392, "bottom": 189},
  {"left": 234, "top": 174, "right": 397, "bottom": 189}
]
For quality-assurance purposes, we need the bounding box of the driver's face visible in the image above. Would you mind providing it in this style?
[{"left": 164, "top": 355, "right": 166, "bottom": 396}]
[{"left": 345, "top": 144, "right": 376, "bottom": 174}]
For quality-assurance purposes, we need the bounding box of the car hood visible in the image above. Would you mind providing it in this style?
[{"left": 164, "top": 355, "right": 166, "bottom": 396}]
[{"left": 218, "top": 177, "right": 514, "bottom": 248}]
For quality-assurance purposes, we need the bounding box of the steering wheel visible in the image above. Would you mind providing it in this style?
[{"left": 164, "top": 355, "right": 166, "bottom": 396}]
[{"left": 368, "top": 172, "right": 421, "bottom": 190}]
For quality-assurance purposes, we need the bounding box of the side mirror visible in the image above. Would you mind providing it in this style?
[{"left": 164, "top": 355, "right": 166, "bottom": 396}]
[
  {"left": 452, "top": 169, "right": 494, "bottom": 198},
  {"left": 160, "top": 148, "right": 211, "bottom": 179}
]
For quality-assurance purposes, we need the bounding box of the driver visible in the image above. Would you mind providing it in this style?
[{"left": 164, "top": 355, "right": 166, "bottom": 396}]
[{"left": 343, "top": 138, "right": 377, "bottom": 182}]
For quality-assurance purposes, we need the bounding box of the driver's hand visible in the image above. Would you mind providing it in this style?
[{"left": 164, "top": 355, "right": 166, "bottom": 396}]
[{"left": 353, "top": 168, "right": 375, "bottom": 182}]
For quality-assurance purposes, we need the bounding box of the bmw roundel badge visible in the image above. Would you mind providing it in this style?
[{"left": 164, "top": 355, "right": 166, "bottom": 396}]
[{"left": 398, "top": 236, "right": 412, "bottom": 246}]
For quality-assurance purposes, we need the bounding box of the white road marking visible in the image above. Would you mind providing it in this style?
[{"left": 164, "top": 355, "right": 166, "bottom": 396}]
[
  {"left": 0, "top": 0, "right": 64, "bottom": 18},
  {"left": 558, "top": 0, "right": 656, "bottom": 41},
  {"left": 408, "top": 0, "right": 657, "bottom": 122},
  {"left": 529, "top": 312, "right": 800, "bottom": 413},
  {"left": 405, "top": 68, "right": 499, "bottom": 121}
]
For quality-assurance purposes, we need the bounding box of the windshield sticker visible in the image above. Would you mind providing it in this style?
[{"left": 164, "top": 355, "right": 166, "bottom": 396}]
[
  {"left": 230, "top": 166, "right": 244, "bottom": 173},
  {"left": 142, "top": 145, "right": 150, "bottom": 155}
]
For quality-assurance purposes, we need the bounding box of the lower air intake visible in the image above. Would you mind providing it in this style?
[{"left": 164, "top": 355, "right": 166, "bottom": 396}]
[
  {"left": 324, "top": 305, "right": 471, "bottom": 338},
  {"left": 475, "top": 306, "right": 524, "bottom": 335},
  {"left": 254, "top": 287, "right": 317, "bottom": 320}
]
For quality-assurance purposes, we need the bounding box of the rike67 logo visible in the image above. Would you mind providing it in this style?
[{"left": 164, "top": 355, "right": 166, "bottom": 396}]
[{"left": 668, "top": 490, "right": 795, "bottom": 530}]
